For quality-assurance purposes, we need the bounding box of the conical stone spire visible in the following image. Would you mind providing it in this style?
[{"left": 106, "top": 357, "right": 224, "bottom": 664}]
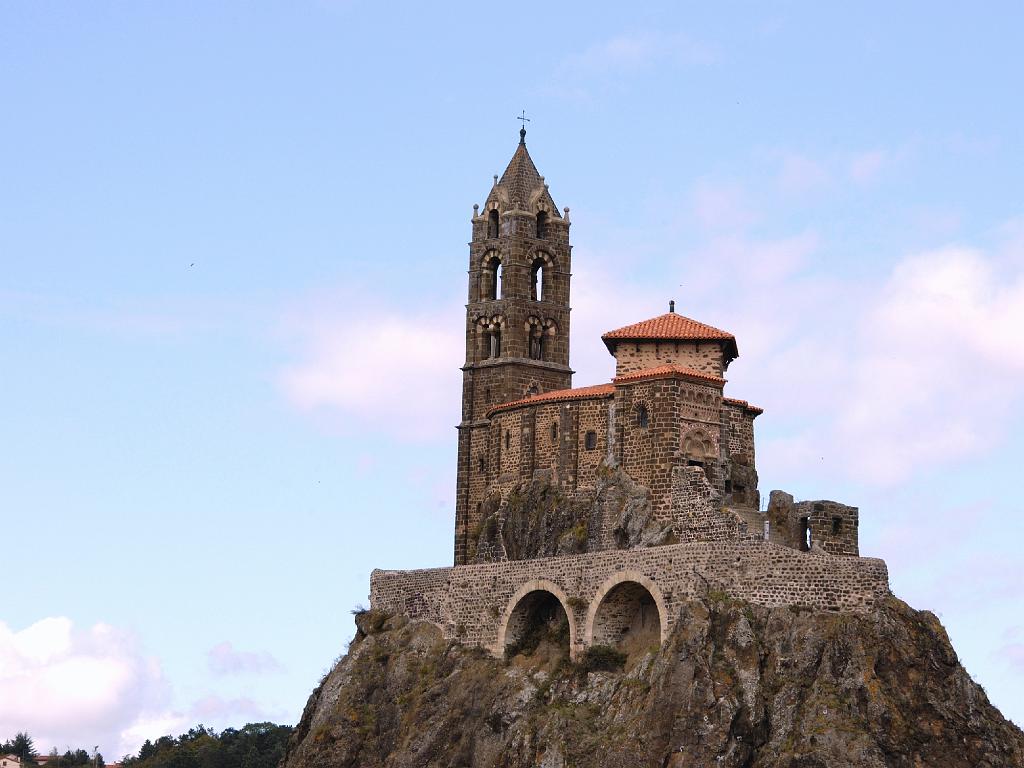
[{"left": 485, "top": 130, "right": 560, "bottom": 214}]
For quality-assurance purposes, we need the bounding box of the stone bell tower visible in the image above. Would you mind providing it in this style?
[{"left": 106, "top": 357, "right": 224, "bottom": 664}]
[{"left": 453, "top": 127, "right": 573, "bottom": 565}]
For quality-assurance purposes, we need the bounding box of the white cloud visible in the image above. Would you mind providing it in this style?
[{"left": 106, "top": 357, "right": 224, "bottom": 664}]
[
  {"left": 278, "top": 296, "right": 464, "bottom": 441},
  {"left": 206, "top": 643, "right": 282, "bottom": 677},
  {"left": 0, "top": 618, "right": 169, "bottom": 760},
  {"left": 836, "top": 245, "right": 1024, "bottom": 481}
]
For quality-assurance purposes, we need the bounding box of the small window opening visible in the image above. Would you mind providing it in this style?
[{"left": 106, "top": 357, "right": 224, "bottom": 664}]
[
  {"left": 488, "top": 209, "right": 500, "bottom": 238},
  {"left": 725, "top": 479, "right": 732, "bottom": 493},
  {"left": 636, "top": 405, "right": 649, "bottom": 428},
  {"left": 800, "top": 517, "right": 811, "bottom": 552},
  {"left": 478, "top": 457, "right": 485, "bottom": 472},
  {"left": 531, "top": 259, "right": 545, "bottom": 301},
  {"left": 489, "top": 328, "right": 502, "bottom": 358},
  {"left": 505, "top": 431, "right": 511, "bottom": 450},
  {"left": 584, "top": 431, "right": 597, "bottom": 450},
  {"left": 550, "top": 422, "right": 558, "bottom": 442},
  {"left": 536, "top": 211, "right": 548, "bottom": 239},
  {"left": 686, "top": 459, "right": 704, "bottom": 468},
  {"left": 831, "top": 516, "right": 842, "bottom": 535}
]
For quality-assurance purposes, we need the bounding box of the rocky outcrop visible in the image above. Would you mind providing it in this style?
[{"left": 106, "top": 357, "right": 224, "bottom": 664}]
[
  {"left": 471, "top": 464, "right": 675, "bottom": 563},
  {"left": 283, "top": 597, "right": 1024, "bottom": 768}
]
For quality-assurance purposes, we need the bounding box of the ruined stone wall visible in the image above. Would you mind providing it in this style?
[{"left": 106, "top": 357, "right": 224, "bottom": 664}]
[
  {"left": 721, "top": 402, "right": 759, "bottom": 508},
  {"left": 613, "top": 341, "right": 725, "bottom": 377},
  {"left": 767, "top": 492, "right": 860, "bottom": 556},
  {"left": 370, "top": 541, "right": 890, "bottom": 656},
  {"left": 797, "top": 500, "right": 860, "bottom": 556}
]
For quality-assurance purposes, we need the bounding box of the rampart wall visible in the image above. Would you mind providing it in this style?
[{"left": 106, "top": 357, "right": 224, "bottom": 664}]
[{"left": 370, "top": 541, "right": 890, "bottom": 658}]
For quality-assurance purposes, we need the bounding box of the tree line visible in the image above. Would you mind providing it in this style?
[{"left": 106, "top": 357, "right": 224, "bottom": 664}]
[{"left": 3, "top": 723, "right": 292, "bottom": 768}]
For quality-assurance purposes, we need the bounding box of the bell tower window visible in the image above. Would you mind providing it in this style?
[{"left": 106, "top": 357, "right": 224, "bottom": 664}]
[
  {"left": 488, "top": 209, "right": 500, "bottom": 238},
  {"left": 489, "top": 327, "right": 502, "bottom": 358},
  {"left": 531, "top": 257, "right": 546, "bottom": 301},
  {"left": 536, "top": 211, "right": 548, "bottom": 239},
  {"left": 482, "top": 255, "right": 502, "bottom": 300}
]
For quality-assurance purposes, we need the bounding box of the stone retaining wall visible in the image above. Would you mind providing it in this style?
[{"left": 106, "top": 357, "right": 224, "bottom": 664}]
[{"left": 370, "top": 542, "right": 889, "bottom": 657}]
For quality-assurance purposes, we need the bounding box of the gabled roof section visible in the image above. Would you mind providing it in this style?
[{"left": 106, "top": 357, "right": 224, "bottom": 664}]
[
  {"left": 601, "top": 311, "right": 738, "bottom": 360},
  {"left": 613, "top": 364, "right": 725, "bottom": 387},
  {"left": 485, "top": 129, "right": 560, "bottom": 214},
  {"left": 487, "top": 383, "right": 614, "bottom": 416}
]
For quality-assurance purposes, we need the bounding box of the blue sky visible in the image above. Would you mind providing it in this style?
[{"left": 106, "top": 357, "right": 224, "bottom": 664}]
[{"left": 2, "top": 1, "right": 1023, "bottom": 755}]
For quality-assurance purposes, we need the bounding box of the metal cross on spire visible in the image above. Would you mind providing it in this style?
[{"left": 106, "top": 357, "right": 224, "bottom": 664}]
[{"left": 517, "top": 110, "right": 530, "bottom": 143}]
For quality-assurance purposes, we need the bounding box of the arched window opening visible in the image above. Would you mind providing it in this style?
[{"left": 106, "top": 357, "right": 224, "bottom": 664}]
[
  {"left": 531, "top": 258, "right": 546, "bottom": 301},
  {"left": 504, "top": 590, "right": 570, "bottom": 662},
  {"left": 585, "top": 431, "right": 597, "bottom": 451},
  {"left": 636, "top": 405, "right": 649, "bottom": 429},
  {"left": 482, "top": 255, "right": 502, "bottom": 301},
  {"left": 536, "top": 211, "right": 548, "bottom": 239},
  {"left": 591, "top": 581, "right": 662, "bottom": 662},
  {"left": 529, "top": 325, "right": 543, "bottom": 360},
  {"left": 550, "top": 422, "right": 558, "bottom": 442},
  {"left": 489, "top": 326, "right": 502, "bottom": 358},
  {"left": 488, "top": 209, "right": 500, "bottom": 238}
]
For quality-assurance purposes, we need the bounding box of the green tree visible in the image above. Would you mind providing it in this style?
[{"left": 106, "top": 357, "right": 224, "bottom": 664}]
[{"left": 9, "top": 733, "right": 37, "bottom": 764}]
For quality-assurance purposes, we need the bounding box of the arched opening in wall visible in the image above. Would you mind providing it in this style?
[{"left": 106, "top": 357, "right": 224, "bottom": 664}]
[
  {"left": 531, "top": 258, "right": 545, "bottom": 301},
  {"left": 636, "top": 404, "right": 649, "bottom": 429},
  {"left": 482, "top": 255, "right": 502, "bottom": 300},
  {"left": 550, "top": 421, "right": 558, "bottom": 442},
  {"left": 488, "top": 209, "right": 500, "bottom": 238},
  {"left": 488, "top": 325, "right": 502, "bottom": 358},
  {"left": 591, "top": 581, "right": 662, "bottom": 665},
  {"left": 536, "top": 211, "right": 548, "bottom": 239},
  {"left": 504, "top": 590, "right": 570, "bottom": 664},
  {"left": 800, "top": 517, "right": 811, "bottom": 552}
]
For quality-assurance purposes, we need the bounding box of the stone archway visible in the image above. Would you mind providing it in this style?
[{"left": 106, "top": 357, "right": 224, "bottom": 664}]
[
  {"left": 497, "top": 579, "right": 577, "bottom": 660},
  {"left": 584, "top": 571, "right": 668, "bottom": 652}
]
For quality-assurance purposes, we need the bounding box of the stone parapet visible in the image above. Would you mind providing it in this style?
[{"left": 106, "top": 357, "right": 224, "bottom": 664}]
[{"left": 370, "top": 542, "right": 890, "bottom": 658}]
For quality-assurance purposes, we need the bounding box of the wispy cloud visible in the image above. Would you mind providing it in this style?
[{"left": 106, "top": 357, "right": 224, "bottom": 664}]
[
  {"left": 277, "top": 288, "right": 464, "bottom": 441},
  {"left": 206, "top": 642, "right": 282, "bottom": 677}
]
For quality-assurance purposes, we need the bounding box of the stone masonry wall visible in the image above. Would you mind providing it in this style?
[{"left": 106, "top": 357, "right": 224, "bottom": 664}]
[
  {"left": 370, "top": 541, "right": 890, "bottom": 657},
  {"left": 613, "top": 341, "right": 725, "bottom": 377}
]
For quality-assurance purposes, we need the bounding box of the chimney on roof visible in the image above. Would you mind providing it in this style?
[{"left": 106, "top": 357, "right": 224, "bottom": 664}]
[{"left": 669, "top": 300, "right": 676, "bottom": 313}]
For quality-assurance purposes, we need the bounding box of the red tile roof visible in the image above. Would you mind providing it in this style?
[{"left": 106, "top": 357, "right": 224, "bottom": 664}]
[
  {"left": 603, "top": 312, "right": 734, "bottom": 342},
  {"left": 723, "top": 397, "right": 764, "bottom": 415},
  {"left": 602, "top": 311, "right": 739, "bottom": 360},
  {"left": 487, "top": 383, "right": 615, "bottom": 415},
  {"left": 613, "top": 364, "right": 725, "bottom": 386}
]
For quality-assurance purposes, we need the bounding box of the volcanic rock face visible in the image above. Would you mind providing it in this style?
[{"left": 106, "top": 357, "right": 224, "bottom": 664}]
[
  {"left": 470, "top": 466, "right": 674, "bottom": 563},
  {"left": 283, "top": 597, "right": 1024, "bottom": 768}
]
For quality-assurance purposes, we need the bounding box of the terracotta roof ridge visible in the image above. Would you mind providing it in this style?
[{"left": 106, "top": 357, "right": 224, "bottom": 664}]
[
  {"left": 613, "top": 363, "right": 725, "bottom": 385},
  {"left": 487, "top": 383, "right": 614, "bottom": 414}
]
